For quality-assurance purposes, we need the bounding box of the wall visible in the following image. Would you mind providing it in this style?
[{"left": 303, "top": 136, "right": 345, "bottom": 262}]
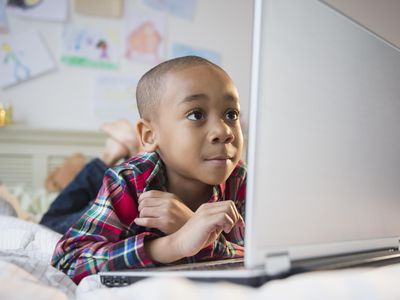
[
  {"left": 5, "top": 0, "right": 397, "bottom": 133},
  {"left": 0, "top": 0, "right": 254, "bottom": 131}
]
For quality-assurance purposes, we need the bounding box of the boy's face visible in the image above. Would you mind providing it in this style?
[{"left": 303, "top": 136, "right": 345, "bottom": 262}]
[{"left": 152, "top": 64, "right": 243, "bottom": 186}]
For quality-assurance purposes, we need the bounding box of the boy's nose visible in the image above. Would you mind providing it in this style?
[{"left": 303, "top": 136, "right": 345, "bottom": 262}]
[{"left": 209, "top": 120, "right": 235, "bottom": 144}]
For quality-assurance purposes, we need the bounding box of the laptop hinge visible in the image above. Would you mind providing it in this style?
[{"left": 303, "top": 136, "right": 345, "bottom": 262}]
[{"left": 265, "top": 252, "right": 291, "bottom": 276}]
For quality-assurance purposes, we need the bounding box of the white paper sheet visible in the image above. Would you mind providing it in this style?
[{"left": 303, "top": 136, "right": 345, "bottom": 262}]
[
  {"left": 92, "top": 74, "right": 139, "bottom": 123},
  {"left": 125, "top": 11, "right": 165, "bottom": 64},
  {"left": 7, "top": 0, "right": 68, "bottom": 22},
  {"left": 0, "top": 30, "right": 55, "bottom": 88},
  {"left": 61, "top": 24, "right": 120, "bottom": 69}
]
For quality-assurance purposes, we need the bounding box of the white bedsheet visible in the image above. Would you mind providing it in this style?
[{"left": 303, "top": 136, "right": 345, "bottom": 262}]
[
  {"left": 0, "top": 216, "right": 76, "bottom": 299},
  {"left": 1, "top": 215, "right": 400, "bottom": 300},
  {"left": 75, "top": 264, "right": 400, "bottom": 300},
  {"left": 0, "top": 260, "right": 73, "bottom": 300}
]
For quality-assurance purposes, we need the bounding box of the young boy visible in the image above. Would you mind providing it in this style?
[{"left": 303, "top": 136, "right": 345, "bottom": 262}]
[{"left": 51, "top": 56, "right": 247, "bottom": 284}]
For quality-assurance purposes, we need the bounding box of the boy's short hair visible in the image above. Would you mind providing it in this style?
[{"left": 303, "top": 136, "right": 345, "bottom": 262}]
[{"left": 136, "top": 56, "right": 225, "bottom": 120}]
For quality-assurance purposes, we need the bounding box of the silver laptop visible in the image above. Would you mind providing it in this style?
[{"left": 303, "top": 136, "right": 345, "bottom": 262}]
[{"left": 100, "top": 0, "right": 400, "bottom": 287}]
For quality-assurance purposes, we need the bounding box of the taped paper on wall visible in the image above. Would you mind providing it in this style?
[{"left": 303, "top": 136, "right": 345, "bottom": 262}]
[
  {"left": 61, "top": 24, "right": 120, "bottom": 69},
  {"left": 171, "top": 42, "right": 221, "bottom": 64},
  {"left": 0, "top": 30, "right": 55, "bottom": 88},
  {"left": 125, "top": 11, "right": 165, "bottom": 64},
  {"left": 7, "top": 0, "right": 68, "bottom": 22},
  {"left": 143, "top": 0, "right": 197, "bottom": 20},
  {"left": 0, "top": 1, "right": 8, "bottom": 33},
  {"left": 92, "top": 75, "right": 139, "bottom": 123}
]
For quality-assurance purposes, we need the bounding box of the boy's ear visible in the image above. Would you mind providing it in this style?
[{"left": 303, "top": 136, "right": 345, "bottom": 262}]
[{"left": 136, "top": 119, "right": 158, "bottom": 152}]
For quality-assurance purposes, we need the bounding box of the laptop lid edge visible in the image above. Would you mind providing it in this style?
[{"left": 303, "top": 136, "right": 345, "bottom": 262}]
[
  {"left": 244, "top": 0, "right": 263, "bottom": 271},
  {"left": 248, "top": 236, "right": 400, "bottom": 271}
]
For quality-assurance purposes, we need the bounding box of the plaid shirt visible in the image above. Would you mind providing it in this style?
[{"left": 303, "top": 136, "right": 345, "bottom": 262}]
[{"left": 51, "top": 152, "right": 246, "bottom": 284}]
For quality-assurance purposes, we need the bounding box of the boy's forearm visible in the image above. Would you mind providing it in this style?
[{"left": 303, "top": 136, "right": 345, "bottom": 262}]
[{"left": 144, "top": 235, "right": 183, "bottom": 264}]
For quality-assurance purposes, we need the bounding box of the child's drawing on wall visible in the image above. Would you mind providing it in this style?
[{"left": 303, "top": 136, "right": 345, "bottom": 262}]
[
  {"left": 96, "top": 40, "right": 109, "bottom": 60},
  {"left": 0, "top": 30, "right": 55, "bottom": 88},
  {"left": 143, "top": 0, "right": 197, "bottom": 20},
  {"left": 125, "top": 12, "right": 165, "bottom": 64},
  {"left": 61, "top": 25, "right": 119, "bottom": 69},
  {"left": 7, "top": 0, "right": 68, "bottom": 22},
  {"left": 2, "top": 42, "right": 30, "bottom": 82}
]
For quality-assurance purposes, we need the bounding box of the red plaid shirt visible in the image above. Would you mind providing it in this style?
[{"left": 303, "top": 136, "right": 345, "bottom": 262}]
[{"left": 51, "top": 152, "right": 246, "bottom": 284}]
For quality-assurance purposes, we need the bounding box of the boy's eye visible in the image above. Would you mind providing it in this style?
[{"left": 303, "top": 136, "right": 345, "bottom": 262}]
[
  {"left": 225, "top": 109, "right": 239, "bottom": 121},
  {"left": 187, "top": 110, "right": 205, "bottom": 121}
]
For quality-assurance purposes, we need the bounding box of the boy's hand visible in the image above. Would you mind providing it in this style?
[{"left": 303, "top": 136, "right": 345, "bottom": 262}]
[
  {"left": 172, "top": 200, "right": 244, "bottom": 258},
  {"left": 134, "top": 190, "right": 194, "bottom": 234}
]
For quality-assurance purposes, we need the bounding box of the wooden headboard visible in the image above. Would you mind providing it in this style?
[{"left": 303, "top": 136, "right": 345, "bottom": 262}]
[{"left": 0, "top": 125, "right": 106, "bottom": 190}]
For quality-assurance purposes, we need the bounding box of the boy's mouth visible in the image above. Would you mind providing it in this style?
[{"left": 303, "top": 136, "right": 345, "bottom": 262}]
[{"left": 205, "top": 154, "right": 233, "bottom": 164}]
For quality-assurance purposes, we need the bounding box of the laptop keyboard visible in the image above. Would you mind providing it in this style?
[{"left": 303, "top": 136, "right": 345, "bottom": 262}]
[{"left": 100, "top": 258, "right": 246, "bottom": 287}]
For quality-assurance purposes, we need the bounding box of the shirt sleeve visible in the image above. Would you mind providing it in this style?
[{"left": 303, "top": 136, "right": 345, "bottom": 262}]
[{"left": 51, "top": 167, "right": 160, "bottom": 284}]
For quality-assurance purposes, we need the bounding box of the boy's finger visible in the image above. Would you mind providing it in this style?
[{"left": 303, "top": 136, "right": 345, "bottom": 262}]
[
  {"left": 139, "top": 190, "right": 172, "bottom": 201},
  {"left": 222, "top": 214, "right": 235, "bottom": 233},
  {"left": 199, "top": 201, "right": 240, "bottom": 223},
  {"left": 220, "top": 202, "right": 241, "bottom": 224},
  {"left": 139, "top": 206, "right": 164, "bottom": 218},
  {"left": 238, "top": 215, "right": 245, "bottom": 226},
  {"left": 138, "top": 197, "right": 163, "bottom": 211},
  {"left": 230, "top": 203, "right": 241, "bottom": 224},
  {"left": 206, "top": 212, "right": 234, "bottom": 234},
  {"left": 134, "top": 217, "right": 160, "bottom": 228},
  {"left": 222, "top": 201, "right": 240, "bottom": 224}
]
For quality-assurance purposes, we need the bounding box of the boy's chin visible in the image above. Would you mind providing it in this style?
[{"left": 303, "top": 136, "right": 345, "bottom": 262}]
[{"left": 201, "top": 174, "right": 231, "bottom": 186}]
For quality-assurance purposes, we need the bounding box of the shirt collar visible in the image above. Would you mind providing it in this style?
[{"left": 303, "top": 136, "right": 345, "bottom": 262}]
[
  {"left": 210, "top": 182, "right": 226, "bottom": 203},
  {"left": 144, "top": 152, "right": 168, "bottom": 192},
  {"left": 144, "top": 151, "right": 226, "bottom": 202}
]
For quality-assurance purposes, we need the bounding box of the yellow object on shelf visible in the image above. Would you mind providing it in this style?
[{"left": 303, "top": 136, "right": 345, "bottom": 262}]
[
  {"left": 0, "top": 105, "right": 5, "bottom": 127},
  {"left": 5, "top": 103, "right": 13, "bottom": 124},
  {"left": 0, "top": 102, "right": 13, "bottom": 127}
]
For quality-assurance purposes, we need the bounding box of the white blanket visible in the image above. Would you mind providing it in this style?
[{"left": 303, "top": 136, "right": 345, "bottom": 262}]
[
  {"left": 1, "top": 215, "right": 400, "bottom": 300},
  {"left": 75, "top": 264, "right": 400, "bottom": 300},
  {"left": 0, "top": 216, "right": 76, "bottom": 300}
]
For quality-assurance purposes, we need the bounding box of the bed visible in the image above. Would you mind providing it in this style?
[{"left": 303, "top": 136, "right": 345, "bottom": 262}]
[
  {"left": 1, "top": 125, "right": 400, "bottom": 299},
  {"left": 1, "top": 213, "right": 400, "bottom": 300}
]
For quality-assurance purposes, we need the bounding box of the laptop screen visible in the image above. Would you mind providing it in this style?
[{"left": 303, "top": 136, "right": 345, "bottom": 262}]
[{"left": 246, "top": 0, "right": 400, "bottom": 268}]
